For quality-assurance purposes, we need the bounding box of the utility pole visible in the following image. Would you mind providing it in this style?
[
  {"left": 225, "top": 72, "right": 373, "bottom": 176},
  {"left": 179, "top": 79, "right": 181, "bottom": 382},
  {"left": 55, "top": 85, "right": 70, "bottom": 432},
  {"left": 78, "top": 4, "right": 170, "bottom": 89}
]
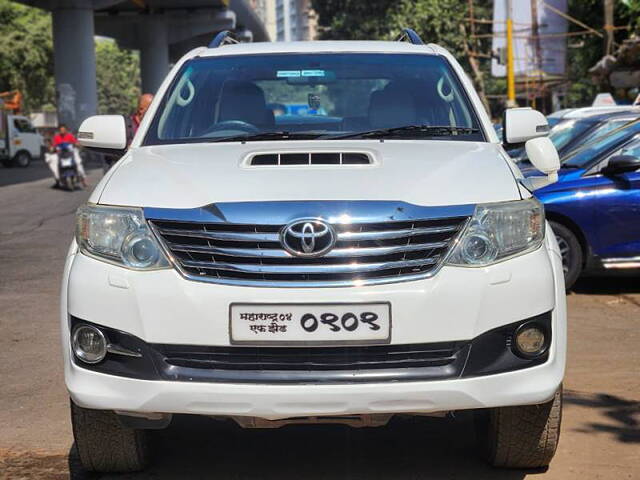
[
  {"left": 531, "top": 0, "right": 544, "bottom": 110},
  {"left": 506, "top": 0, "right": 516, "bottom": 107},
  {"left": 604, "top": 0, "right": 614, "bottom": 56}
]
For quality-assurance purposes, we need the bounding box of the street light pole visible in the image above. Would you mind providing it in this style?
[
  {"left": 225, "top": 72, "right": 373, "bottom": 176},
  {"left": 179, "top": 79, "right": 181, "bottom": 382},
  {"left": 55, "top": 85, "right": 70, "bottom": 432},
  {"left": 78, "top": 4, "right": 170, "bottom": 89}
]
[{"left": 506, "top": 0, "right": 516, "bottom": 107}]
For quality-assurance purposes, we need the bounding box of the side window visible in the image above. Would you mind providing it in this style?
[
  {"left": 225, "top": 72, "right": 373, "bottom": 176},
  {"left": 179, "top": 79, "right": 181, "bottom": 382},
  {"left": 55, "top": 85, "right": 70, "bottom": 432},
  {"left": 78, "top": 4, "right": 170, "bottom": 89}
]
[
  {"left": 596, "top": 137, "right": 640, "bottom": 173},
  {"left": 618, "top": 139, "right": 640, "bottom": 159},
  {"left": 13, "top": 118, "right": 36, "bottom": 133}
]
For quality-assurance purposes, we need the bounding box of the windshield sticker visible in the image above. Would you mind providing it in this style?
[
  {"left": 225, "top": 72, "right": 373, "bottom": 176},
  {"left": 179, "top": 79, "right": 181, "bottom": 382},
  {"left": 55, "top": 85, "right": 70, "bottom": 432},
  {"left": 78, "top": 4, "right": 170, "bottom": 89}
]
[
  {"left": 277, "top": 70, "right": 302, "bottom": 78},
  {"left": 302, "top": 70, "right": 326, "bottom": 77}
]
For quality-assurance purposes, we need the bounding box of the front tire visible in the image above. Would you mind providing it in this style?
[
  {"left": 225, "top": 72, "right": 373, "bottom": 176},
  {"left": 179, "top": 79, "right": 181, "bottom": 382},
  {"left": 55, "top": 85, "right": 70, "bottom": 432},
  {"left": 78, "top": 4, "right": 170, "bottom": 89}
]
[
  {"left": 477, "top": 387, "right": 562, "bottom": 469},
  {"left": 13, "top": 151, "right": 31, "bottom": 168},
  {"left": 550, "top": 221, "right": 582, "bottom": 290},
  {"left": 70, "top": 401, "right": 149, "bottom": 473}
]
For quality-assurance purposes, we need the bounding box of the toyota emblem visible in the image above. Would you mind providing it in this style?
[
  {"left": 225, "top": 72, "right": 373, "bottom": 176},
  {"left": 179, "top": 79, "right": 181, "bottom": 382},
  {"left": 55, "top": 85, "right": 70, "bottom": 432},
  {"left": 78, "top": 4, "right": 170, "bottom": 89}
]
[{"left": 280, "top": 219, "right": 336, "bottom": 257}]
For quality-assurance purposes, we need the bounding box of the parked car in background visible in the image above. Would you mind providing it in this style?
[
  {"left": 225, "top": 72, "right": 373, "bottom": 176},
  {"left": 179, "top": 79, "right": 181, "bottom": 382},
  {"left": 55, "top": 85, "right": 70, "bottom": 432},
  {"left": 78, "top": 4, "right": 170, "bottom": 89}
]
[
  {"left": 512, "top": 108, "right": 640, "bottom": 163},
  {"left": 533, "top": 118, "right": 640, "bottom": 288}
]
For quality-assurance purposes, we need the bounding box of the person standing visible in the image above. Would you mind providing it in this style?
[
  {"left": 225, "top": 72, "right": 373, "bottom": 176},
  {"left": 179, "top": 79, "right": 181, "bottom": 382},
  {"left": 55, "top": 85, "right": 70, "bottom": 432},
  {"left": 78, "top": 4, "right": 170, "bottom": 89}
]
[
  {"left": 103, "top": 93, "right": 154, "bottom": 172},
  {"left": 130, "top": 93, "right": 154, "bottom": 138}
]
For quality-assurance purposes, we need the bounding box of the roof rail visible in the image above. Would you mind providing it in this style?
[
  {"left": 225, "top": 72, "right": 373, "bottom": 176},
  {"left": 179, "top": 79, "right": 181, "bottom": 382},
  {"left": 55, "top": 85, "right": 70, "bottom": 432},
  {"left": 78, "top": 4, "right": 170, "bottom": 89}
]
[
  {"left": 396, "top": 28, "right": 424, "bottom": 45},
  {"left": 208, "top": 30, "right": 239, "bottom": 48}
]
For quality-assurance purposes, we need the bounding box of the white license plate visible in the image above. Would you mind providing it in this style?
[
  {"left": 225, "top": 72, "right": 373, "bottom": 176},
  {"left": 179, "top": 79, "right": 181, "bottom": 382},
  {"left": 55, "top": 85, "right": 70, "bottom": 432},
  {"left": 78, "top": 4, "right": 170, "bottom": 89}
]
[
  {"left": 60, "top": 158, "right": 73, "bottom": 167},
  {"left": 230, "top": 303, "right": 391, "bottom": 345}
]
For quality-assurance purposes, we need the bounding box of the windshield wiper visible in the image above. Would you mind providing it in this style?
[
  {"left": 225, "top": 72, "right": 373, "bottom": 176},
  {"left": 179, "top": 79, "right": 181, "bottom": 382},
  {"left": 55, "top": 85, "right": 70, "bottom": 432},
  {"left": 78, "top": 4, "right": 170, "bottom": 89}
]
[
  {"left": 322, "top": 125, "right": 480, "bottom": 140},
  {"left": 205, "top": 131, "right": 324, "bottom": 143}
]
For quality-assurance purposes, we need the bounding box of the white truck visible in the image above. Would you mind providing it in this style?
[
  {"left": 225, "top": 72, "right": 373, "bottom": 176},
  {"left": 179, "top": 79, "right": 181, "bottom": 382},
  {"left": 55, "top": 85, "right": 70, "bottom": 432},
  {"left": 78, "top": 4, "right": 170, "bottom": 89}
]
[
  {"left": 65, "top": 30, "right": 566, "bottom": 473},
  {"left": 0, "top": 104, "right": 44, "bottom": 168}
]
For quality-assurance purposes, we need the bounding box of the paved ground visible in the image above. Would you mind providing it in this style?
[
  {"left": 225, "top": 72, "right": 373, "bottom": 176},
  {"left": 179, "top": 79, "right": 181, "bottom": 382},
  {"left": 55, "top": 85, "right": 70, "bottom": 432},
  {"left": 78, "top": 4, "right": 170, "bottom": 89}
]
[{"left": 0, "top": 161, "right": 638, "bottom": 479}]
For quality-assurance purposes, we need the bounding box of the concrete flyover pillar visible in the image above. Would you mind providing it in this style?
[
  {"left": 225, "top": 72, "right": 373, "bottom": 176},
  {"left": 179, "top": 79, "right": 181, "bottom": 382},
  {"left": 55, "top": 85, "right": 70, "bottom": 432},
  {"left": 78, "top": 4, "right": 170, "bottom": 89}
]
[
  {"left": 140, "top": 18, "right": 170, "bottom": 95},
  {"left": 52, "top": 3, "right": 98, "bottom": 130}
]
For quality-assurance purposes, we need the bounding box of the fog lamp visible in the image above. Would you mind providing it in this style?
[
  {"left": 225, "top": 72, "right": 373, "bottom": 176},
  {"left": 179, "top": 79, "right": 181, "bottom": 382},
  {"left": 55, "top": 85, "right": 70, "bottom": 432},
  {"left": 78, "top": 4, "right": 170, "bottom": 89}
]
[
  {"left": 514, "top": 324, "right": 546, "bottom": 357},
  {"left": 72, "top": 325, "right": 108, "bottom": 364}
]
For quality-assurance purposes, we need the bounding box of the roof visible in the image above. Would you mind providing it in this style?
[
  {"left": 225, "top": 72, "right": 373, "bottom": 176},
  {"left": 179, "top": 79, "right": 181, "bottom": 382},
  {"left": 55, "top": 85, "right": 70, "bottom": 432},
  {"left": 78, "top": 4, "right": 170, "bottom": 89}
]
[
  {"left": 199, "top": 40, "right": 439, "bottom": 57},
  {"left": 562, "top": 106, "right": 640, "bottom": 119}
]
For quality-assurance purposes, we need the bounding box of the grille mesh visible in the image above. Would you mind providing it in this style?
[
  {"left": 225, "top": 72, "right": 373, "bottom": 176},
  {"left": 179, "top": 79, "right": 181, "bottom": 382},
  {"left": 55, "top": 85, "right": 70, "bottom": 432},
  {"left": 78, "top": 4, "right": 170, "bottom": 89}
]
[
  {"left": 151, "top": 215, "right": 468, "bottom": 286},
  {"left": 158, "top": 342, "right": 466, "bottom": 371}
]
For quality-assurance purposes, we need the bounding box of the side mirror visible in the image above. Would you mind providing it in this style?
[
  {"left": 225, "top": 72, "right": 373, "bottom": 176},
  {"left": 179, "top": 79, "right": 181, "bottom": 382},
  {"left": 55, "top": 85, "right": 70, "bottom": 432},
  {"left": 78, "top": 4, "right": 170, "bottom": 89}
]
[
  {"left": 503, "top": 107, "right": 549, "bottom": 144},
  {"left": 77, "top": 115, "right": 127, "bottom": 153},
  {"left": 520, "top": 137, "right": 560, "bottom": 190},
  {"left": 601, "top": 155, "right": 640, "bottom": 175}
]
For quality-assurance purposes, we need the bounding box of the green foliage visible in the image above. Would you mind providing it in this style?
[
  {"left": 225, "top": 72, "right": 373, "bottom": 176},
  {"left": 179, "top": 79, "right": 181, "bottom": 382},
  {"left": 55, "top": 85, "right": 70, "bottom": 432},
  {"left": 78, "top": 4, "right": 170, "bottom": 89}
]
[
  {"left": 0, "top": 0, "right": 55, "bottom": 112},
  {"left": 0, "top": 1, "right": 140, "bottom": 115},
  {"left": 95, "top": 39, "right": 140, "bottom": 115},
  {"left": 311, "top": 0, "right": 639, "bottom": 111},
  {"left": 564, "top": 0, "right": 633, "bottom": 106}
]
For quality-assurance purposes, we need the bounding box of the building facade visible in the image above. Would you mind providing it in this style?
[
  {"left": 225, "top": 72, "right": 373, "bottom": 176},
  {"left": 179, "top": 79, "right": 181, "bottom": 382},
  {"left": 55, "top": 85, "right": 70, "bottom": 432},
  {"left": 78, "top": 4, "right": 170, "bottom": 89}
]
[
  {"left": 250, "top": 0, "right": 277, "bottom": 41},
  {"left": 275, "top": 0, "right": 317, "bottom": 41}
]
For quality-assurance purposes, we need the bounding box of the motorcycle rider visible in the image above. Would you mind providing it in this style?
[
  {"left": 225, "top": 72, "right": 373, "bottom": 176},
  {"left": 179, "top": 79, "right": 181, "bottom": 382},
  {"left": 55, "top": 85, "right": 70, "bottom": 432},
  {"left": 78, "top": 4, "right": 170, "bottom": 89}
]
[{"left": 46, "top": 124, "right": 88, "bottom": 188}]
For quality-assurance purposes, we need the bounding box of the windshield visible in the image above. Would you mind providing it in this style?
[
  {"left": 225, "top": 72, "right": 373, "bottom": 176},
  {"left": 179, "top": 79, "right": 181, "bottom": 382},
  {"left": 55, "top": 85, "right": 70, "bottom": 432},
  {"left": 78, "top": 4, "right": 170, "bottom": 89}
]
[
  {"left": 144, "top": 53, "right": 483, "bottom": 145},
  {"left": 562, "top": 119, "right": 640, "bottom": 168},
  {"left": 548, "top": 119, "right": 594, "bottom": 151},
  {"left": 578, "top": 117, "right": 638, "bottom": 146}
]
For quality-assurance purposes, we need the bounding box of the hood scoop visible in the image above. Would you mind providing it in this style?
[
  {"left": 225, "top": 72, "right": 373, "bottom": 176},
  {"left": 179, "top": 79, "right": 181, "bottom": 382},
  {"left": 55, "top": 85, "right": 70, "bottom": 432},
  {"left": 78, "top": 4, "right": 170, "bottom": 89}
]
[{"left": 248, "top": 152, "right": 373, "bottom": 167}]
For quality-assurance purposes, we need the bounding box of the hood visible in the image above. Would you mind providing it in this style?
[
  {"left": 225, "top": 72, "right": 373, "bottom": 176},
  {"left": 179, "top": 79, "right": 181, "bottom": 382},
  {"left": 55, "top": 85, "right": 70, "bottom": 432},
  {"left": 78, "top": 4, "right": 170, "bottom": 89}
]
[{"left": 97, "top": 140, "right": 520, "bottom": 209}]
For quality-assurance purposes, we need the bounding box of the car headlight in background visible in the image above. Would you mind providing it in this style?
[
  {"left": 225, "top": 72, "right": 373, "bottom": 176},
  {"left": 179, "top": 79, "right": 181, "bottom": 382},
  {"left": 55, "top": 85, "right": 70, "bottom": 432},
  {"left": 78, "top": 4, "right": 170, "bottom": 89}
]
[
  {"left": 76, "top": 204, "right": 170, "bottom": 270},
  {"left": 447, "top": 198, "right": 544, "bottom": 267}
]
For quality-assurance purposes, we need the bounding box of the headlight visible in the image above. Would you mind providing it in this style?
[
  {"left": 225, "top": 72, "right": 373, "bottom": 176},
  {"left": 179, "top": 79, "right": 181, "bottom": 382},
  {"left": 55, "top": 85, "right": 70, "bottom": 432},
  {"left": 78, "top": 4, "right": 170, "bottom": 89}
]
[
  {"left": 76, "top": 204, "right": 170, "bottom": 270},
  {"left": 447, "top": 198, "right": 544, "bottom": 267}
]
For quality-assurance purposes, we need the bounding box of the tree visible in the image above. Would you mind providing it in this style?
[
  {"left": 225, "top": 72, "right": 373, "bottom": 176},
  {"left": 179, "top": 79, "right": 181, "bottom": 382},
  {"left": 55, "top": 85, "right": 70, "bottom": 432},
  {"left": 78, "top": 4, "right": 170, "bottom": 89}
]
[
  {"left": 311, "top": 0, "right": 493, "bottom": 110},
  {"left": 0, "top": 0, "right": 55, "bottom": 112},
  {"left": 95, "top": 39, "right": 140, "bottom": 115},
  {"left": 565, "top": 0, "right": 635, "bottom": 106},
  {"left": 311, "top": 0, "right": 639, "bottom": 111}
]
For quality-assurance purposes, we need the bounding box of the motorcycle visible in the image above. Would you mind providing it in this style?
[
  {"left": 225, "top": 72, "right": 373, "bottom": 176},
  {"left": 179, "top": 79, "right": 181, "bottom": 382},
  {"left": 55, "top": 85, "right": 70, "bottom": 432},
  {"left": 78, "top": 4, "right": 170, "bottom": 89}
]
[{"left": 57, "top": 142, "right": 80, "bottom": 191}]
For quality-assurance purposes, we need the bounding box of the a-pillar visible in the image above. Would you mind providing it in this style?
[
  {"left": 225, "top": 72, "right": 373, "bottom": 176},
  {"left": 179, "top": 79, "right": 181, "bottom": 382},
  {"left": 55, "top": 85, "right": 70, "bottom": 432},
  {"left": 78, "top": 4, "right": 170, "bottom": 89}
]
[
  {"left": 52, "top": 3, "right": 98, "bottom": 130},
  {"left": 140, "top": 18, "right": 170, "bottom": 94}
]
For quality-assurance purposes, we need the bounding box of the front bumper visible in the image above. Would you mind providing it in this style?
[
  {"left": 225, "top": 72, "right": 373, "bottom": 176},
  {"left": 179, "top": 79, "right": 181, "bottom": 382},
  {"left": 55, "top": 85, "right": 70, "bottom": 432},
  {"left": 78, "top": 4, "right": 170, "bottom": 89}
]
[{"left": 61, "top": 233, "right": 567, "bottom": 418}]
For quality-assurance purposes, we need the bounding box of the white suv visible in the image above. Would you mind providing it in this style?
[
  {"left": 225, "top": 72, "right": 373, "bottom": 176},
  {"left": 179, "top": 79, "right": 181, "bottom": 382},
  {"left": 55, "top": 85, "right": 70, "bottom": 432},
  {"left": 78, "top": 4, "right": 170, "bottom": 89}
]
[{"left": 65, "top": 31, "right": 566, "bottom": 473}]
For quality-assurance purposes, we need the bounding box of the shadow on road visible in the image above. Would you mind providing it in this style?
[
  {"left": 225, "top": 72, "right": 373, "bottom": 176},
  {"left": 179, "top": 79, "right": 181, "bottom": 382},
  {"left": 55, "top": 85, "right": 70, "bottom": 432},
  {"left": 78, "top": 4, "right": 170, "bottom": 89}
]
[
  {"left": 68, "top": 413, "right": 534, "bottom": 480},
  {"left": 572, "top": 276, "right": 640, "bottom": 296},
  {"left": 0, "top": 157, "right": 105, "bottom": 188},
  {"left": 0, "top": 161, "right": 55, "bottom": 187},
  {"left": 564, "top": 390, "right": 640, "bottom": 444}
]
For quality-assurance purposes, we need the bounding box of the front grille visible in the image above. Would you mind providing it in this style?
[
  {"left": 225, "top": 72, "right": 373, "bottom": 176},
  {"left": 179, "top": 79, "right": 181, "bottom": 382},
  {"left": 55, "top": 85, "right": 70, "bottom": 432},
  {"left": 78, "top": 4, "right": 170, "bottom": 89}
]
[
  {"left": 157, "top": 342, "right": 467, "bottom": 371},
  {"left": 150, "top": 215, "right": 468, "bottom": 286},
  {"left": 151, "top": 216, "right": 468, "bottom": 286}
]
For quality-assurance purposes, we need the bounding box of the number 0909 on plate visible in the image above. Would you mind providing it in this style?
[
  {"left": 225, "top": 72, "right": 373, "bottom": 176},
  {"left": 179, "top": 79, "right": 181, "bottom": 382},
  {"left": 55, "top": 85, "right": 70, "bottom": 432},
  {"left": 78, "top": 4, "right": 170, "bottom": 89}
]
[{"left": 229, "top": 303, "right": 391, "bottom": 346}]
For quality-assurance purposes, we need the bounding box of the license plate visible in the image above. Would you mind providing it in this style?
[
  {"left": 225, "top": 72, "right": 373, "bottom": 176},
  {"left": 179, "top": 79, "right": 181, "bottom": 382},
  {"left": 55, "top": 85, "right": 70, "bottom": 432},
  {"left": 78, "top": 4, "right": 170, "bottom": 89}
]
[
  {"left": 60, "top": 158, "right": 73, "bottom": 167},
  {"left": 229, "top": 303, "right": 391, "bottom": 346}
]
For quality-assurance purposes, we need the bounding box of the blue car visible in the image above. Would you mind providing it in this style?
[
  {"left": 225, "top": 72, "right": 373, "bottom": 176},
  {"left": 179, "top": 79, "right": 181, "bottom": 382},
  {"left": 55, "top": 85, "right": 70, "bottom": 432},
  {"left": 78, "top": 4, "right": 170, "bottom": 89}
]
[{"left": 532, "top": 119, "right": 640, "bottom": 288}]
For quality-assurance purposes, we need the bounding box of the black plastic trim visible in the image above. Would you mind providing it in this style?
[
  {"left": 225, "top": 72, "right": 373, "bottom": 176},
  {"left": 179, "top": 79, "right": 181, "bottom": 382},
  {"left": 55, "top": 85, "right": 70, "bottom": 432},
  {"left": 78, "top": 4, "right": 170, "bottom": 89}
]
[{"left": 69, "top": 311, "right": 551, "bottom": 384}]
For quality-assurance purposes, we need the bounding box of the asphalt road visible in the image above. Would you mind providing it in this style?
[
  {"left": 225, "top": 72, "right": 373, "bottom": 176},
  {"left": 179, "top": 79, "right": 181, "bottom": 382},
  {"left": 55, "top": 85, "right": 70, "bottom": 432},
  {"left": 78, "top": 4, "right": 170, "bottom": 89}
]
[{"left": 1, "top": 161, "right": 638, "bottom": 479}]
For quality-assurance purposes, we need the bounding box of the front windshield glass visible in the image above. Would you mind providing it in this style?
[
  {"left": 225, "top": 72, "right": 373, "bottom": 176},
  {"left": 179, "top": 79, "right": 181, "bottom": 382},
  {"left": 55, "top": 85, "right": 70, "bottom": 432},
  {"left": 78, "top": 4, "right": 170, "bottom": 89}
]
[
  {"left": 548, "top": 119, "right": 593, "bottom": 151},
  {"left": 562, "top": 119, "right": 640, "bottom": 168},
  {"left": 144, "top": 53, "right": 483, "bottom": 145},
  {"left": 578, "top": 118, "right": 638, "bottom": 146}
]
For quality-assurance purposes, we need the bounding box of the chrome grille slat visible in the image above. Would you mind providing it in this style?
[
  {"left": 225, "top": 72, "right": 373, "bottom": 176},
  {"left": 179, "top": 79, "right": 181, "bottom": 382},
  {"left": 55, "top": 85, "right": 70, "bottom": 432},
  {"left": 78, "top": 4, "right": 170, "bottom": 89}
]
[
  {"left": 158, "top": 227, "right": 279, "bottom": 242},
  {"left": 168, "top": 241, "right": 449, "bottom": 258},
  {"left": 150, "top": 211, "right": 469, "bottom": 287},
  {"left": 181, "top": 257, "right": 439, "bottom": 274},
  {"left": 338, "top": 225, "right": 458, "bottom": 241}
]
